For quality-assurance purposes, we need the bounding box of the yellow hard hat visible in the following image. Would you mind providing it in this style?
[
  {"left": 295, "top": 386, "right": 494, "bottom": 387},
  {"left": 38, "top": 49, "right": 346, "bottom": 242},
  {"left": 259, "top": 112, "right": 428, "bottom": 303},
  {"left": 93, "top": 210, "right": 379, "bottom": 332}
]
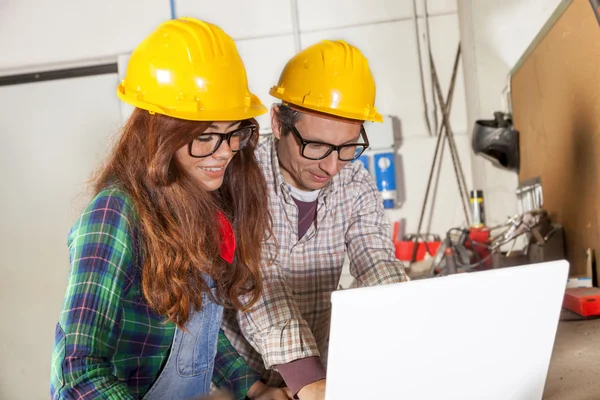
[
  {"left": 270, "top": 40, "right": 382, "bottom": 123},
  {"left": 117, "top": 18, "right": 267, "bottom": 121}
]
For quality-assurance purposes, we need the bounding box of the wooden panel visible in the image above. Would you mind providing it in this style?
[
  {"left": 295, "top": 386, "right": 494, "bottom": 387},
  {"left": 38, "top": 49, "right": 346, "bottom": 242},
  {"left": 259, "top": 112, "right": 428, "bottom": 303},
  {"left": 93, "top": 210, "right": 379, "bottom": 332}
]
[{"left": 511, "top": 0, "right": 600, "bottom": 275}]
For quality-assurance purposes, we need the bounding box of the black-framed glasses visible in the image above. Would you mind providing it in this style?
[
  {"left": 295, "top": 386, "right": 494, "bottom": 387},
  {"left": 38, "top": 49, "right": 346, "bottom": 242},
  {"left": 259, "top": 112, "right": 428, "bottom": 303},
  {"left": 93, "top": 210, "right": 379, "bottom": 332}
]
[
  {"left": 188, "top": 122, "right": 258, "bottom": 158},
  {"left": 288, "top": 125, "right": 370, "bottom": 161}
]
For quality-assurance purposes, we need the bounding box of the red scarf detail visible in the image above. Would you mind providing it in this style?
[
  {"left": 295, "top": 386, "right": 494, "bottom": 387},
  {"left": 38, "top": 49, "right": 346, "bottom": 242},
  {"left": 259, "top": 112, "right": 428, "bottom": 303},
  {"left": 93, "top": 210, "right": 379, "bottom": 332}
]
[{"left": 217, "top": 212, "right": 236, "bottom": 264}]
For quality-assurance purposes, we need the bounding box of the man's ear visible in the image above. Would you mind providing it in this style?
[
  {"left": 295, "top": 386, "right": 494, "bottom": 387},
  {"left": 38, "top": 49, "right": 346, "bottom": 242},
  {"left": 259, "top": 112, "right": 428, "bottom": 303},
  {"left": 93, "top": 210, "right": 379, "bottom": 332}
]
[{"left": 271, "top": 105, "right": 282, "bottom": 140}]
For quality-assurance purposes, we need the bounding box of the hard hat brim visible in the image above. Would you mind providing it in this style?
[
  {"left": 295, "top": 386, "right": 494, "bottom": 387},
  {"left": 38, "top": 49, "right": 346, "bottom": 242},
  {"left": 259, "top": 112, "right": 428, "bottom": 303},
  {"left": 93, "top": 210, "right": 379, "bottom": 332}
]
[
  {"left": 118, "top": 86, "right": 268, "bottom": 121},
  {"left": 270, "top": 88, "right": 383, "bottom": 123}
]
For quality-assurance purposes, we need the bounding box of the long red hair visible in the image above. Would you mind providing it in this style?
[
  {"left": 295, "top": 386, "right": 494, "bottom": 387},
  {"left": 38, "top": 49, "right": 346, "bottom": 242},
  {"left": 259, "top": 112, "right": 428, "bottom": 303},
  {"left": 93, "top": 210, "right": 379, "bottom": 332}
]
[{"left": 93, "top": 108, "right": 270, "bottom": 328}]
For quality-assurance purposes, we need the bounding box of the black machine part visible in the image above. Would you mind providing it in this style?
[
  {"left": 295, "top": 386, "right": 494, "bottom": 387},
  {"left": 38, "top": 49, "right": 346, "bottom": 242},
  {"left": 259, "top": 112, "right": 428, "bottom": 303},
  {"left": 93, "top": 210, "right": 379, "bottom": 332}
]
[{"left": 472, "top": 111, "right": 520, "bottom": 172}]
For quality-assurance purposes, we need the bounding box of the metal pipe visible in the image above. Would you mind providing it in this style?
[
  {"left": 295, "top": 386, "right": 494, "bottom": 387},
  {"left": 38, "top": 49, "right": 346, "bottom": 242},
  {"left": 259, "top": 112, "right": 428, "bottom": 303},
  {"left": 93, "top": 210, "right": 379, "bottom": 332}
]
[
  {"left": 423, "top": 0, "right": 439, "bottom": 134},
  {"left": 170, "top": 0, "right": 176, "bottom": 19},
  {"left": 412, "top": 0, "right": 434, "bottom": 136},
  {"left": 290, "top": 0, "right": 302, "bottom": 53}
]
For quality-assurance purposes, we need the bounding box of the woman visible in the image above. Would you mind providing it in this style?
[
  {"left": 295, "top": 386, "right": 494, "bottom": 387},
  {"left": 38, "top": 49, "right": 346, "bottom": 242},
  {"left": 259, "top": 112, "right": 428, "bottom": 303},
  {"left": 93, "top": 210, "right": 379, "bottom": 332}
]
[{"left": 50, "top": 18, "right": 289, "bottom": 400}]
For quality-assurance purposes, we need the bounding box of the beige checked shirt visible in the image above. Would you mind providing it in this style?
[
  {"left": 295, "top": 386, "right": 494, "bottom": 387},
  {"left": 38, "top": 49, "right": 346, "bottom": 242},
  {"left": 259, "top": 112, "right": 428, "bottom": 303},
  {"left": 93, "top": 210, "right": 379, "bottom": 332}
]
[{"left": 222, "top": 136, "right": 409, "bottom": 385}]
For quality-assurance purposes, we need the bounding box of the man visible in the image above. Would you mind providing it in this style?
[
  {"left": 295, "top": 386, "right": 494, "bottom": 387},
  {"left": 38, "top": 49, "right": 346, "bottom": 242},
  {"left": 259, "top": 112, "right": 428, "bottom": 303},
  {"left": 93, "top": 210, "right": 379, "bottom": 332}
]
[{"left": 222, "top": 40, "right": 409, "bottom": 400}]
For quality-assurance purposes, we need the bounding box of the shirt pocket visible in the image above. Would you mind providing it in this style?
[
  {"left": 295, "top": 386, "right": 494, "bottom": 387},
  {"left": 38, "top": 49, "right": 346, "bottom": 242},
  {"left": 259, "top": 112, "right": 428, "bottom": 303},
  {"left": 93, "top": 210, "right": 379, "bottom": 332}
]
[
  {"left": 311, "top": 236, "right": 347, "bottom": 270},
  {"left": 289, "top": 243, "right": 346, "bottom": 296}
]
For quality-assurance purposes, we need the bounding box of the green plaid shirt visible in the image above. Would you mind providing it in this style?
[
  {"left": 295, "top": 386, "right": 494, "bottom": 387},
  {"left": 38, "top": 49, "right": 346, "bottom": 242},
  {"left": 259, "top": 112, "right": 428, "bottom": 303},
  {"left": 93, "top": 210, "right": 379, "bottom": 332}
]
[{"left": 51, "top": 186, "right": 260, "bottom": 399}]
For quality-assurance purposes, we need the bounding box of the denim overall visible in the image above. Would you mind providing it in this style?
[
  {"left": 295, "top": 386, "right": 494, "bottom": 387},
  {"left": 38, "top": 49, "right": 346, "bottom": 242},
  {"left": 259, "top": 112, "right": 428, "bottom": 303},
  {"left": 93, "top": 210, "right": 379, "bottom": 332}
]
[{"left": 143, "top": 277, "right": 223, "bottom": 400}]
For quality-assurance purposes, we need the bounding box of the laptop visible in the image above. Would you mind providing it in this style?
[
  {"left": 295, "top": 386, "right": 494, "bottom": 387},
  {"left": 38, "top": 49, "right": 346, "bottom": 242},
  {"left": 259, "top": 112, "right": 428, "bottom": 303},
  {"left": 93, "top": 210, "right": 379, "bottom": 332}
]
[{"left": 325, "top": 260, "right": 569, "bottom": 400}]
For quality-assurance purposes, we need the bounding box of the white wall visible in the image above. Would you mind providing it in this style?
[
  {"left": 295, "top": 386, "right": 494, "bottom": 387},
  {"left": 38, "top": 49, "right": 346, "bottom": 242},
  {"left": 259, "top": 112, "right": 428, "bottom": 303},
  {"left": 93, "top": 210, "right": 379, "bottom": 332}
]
[
  {"left": 0, "top": 75, "right": 122, "bottom": 399},
  {"left": 0, "top": 0, "right": 171, "bottom": 74},
  {"left": 0, "top": 1, "right": 470, "bottom": 398},
  {"left": 457, "top": 0, "right": 563, "bottom": 227}
]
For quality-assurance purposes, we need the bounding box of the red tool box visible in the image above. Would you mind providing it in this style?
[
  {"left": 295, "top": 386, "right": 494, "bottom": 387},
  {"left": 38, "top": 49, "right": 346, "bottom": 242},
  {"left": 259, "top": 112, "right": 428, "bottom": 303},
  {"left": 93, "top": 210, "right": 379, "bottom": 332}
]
[
  {"left": 392, "top": 222, "right": 442, "bottom": 262},
  {"left": 563, "top": 287, "right": 600, "bottom": 317},
  {"left": 394, "top": 235, "right": 441, "bottom": 262}
]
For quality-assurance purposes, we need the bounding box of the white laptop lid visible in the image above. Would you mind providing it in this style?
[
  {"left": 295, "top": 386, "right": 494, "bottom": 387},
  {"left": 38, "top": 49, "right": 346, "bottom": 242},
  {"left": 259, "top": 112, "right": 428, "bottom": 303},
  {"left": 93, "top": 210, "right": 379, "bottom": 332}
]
[{"left": 325, "top": 260, "right": 569, "bottom": 400}]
